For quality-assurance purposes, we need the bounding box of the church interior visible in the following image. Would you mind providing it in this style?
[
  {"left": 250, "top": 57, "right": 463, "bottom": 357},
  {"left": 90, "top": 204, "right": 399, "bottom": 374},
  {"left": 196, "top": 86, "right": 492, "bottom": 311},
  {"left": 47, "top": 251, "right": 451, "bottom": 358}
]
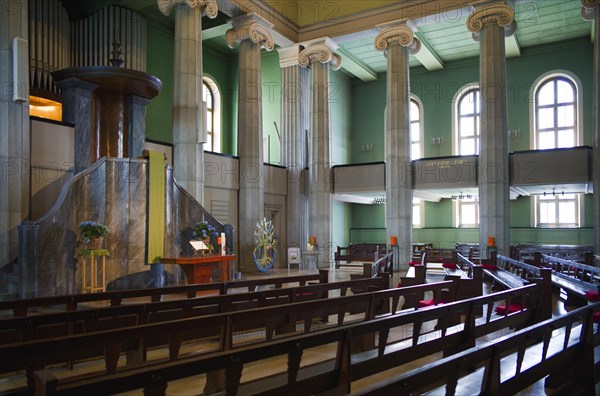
[{"left": 1, "top": 0, "right": 600, "bottom": 394}]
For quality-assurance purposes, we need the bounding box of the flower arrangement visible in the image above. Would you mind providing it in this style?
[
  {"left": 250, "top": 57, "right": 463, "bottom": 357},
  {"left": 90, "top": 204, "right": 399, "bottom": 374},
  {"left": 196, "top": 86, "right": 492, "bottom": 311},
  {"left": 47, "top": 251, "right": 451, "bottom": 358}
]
[
  {"left": 253, "top": 218, "right": 277, "bottom": 272},
  {"left": 79, "top": 221, "right": 109, "bottom": 244},
  {"left": 308, "top": 235, "right": 317, "bottom": 250},
  {"left": 192, "top": 221, "right": 219, "bottom": 241},
  {"left": 254, "top": 218, "right": 277, "bottom": 250}
]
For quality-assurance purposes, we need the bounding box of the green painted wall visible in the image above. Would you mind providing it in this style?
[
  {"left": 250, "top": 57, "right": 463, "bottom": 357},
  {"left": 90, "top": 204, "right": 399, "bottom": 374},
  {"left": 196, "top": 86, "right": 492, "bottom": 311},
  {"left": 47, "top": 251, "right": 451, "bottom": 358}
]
[
  {"left": 203, "top": 45, "right": 236, "bottom": 155},
  {"left": 348, "top": 38, "right": 594, "bottom": 247},
  {"left": 261, "top": 51, "right": 281, "bottom": 164},
  {"left": 145, "top": 24, "right": 174, "bottom": 143},
  {"left": 333, "top": 201, "right": 351, "bottom": 248},
  {"left": 331, "top": 70, "right": 351, "bottom": 165}
]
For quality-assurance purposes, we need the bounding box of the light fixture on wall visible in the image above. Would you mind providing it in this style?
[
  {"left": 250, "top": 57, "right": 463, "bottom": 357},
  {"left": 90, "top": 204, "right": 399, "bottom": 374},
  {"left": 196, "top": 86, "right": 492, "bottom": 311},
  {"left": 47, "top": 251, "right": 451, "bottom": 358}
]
[
  {"left": 451, "top": 192, "right": 472, "bottom": 200},
  {"left": 543, "top": 188, "right": 564, "bottom": 197}
]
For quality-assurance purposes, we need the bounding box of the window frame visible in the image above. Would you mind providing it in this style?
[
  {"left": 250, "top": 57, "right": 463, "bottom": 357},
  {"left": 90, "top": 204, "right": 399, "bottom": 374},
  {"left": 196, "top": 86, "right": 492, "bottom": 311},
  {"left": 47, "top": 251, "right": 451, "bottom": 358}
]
[
  {"left": 534, "top": 193, "right": 581, "bottom": 228},
  {"left": 530, "top": 71, "right": 583, "bottom": 150},
  {"left": 202, "top": 76, "right": 222, "bottom": 153},
  {"left": 452, "top": 195, "right": 479, "bottom": 228},
  {"left": 410, "top": 95, "right": 424, "bottom": 160},
  {"left": 452, "top": 83, "right": 480, "bottom": 156}
]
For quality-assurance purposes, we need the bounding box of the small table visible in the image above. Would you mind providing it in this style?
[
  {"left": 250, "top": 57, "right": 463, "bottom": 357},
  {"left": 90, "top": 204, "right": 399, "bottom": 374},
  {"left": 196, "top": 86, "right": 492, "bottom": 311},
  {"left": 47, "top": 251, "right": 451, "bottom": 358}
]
[
  {"left": 79, "top": 248, "right": 109, "bottom": 293},
  {"left": 159, "top": 254, "right": 236, "bottom": 284},
  {"left": 302, "top": 251, "right": 319, "bottom": 270}
]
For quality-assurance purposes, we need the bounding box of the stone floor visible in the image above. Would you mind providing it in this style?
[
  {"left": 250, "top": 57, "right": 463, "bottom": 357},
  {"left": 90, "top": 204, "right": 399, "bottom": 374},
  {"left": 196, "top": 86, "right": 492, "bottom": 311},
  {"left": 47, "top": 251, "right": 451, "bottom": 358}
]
[{"left": 0, "top": 264, "right": 594, "bottom": 395}]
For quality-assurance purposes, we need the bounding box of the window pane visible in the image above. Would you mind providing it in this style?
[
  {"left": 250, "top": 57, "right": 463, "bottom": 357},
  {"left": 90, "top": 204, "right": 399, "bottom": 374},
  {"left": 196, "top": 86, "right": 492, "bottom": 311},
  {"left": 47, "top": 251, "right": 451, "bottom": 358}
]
[
  {"left": 560, "top": 193, "right": 576, "bottom": 200},
  {"left": 557, "top": 105, "right": 574, "bottom": 128},
  {"left": 412, "top": 206, "right": 421, "bottom": 226},
  {"left": 207, "top": 133, "right": 213, "bottom": 151},
  {"left": 460, "top": 138, "right": 476, "bottom": 155},
  {"left": 538, "top": 131, "right": 554, "bottom": 149},
  {"left": 410, "top": 101, "right": 419, "bottom": 121},
  {"left": 556, "top": 80, "right": 574, "bottom": 103},
  {"left": 557, "top": 129, "right": 574, "bottom": 148},
  {"left": 558, "top": 201, "right": 576, "bottom": 224},
  {"left": 539, "top": 201, "right": 556, "bottom": 224},
  {"left": 538, "top": 82, "right": 554, "bottom": 106},
  {"left": 411, "top": 143, "right": 420, "bottom": 160},
  {"left": 460, "top": 116, "right": 475, "bottom": 137},
  {"left": 411, "top": 123, "right": 420, "bottom": 142},
  {"left": 538, "top": 107, "right": 554, "bottom": 129},
  {"left": 460, "top": 92, "right": 475, "bottom": 114},
  {"left": 461, "top": 204, "right": 476, "bottom": 225}
]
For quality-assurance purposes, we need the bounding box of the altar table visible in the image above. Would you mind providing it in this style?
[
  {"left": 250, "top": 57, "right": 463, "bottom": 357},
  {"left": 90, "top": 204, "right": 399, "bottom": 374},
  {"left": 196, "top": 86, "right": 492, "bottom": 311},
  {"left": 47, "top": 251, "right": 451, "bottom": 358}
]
[{"left": 159, "top": 254, "right": 236, "bottom": 285}]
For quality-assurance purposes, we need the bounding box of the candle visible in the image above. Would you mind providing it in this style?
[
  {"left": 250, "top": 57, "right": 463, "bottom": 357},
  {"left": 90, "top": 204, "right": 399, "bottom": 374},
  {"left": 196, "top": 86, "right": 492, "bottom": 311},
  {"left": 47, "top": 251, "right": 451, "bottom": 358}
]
[{"left": 220, "top": 232, "right": 226, "bottom": 255}]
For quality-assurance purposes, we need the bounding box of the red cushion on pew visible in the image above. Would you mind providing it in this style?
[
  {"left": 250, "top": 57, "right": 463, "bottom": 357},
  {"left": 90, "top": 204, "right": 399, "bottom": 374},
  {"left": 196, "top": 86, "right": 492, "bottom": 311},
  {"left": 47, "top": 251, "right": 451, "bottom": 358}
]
[
  {"left": 409, "top": 261, "right": 420, "bottom": 266},
  {"left": 585, "top": 291, "right": 599, "bottom": 302},
  {"left": 594, "top": 312, "right": 600, "bottom": 322},
  {"left": 482, "top": 264, "right": 497, "bottom": 271},
  {"left": 396, "top": 281, "right": 402, "bottom": 288},
  {"left": 495, "top": 304, "right": 524, "bottom": 315},
  {"left": 442, "top": 263, "right": 457, "bottom": 269},
  {"left": 419, "top": 299, "right": 437, "bottom": 308}
]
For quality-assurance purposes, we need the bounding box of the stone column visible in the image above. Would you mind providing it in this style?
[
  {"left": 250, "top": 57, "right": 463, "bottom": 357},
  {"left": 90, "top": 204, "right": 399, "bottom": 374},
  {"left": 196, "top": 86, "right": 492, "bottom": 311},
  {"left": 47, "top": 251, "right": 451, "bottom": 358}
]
[
  {"left": 299, "top": 39, "right": 341, "bottom": 268},
  {"left": 226, "top": 13, "right": 274, "bottom": 272},
  {"left": 467, "top": 1, "right": 515, "bottom": 257},
  {"left": 127, "top": 95, "right": 151, "bottom": 159},
  {"left": 278, "top": 45, "right": 309, "bottom": 257},
  {"left": 56, "top": 78, "right": 97, "bottom": 171},
  {"left": 1, "top": 0, "right": 29, "bottom": 269},
  {"left": 157, "top": 0, "right": 218, "bottom": 204},
  {"left": 375, "top": 21, "right": 420, "bottom": 270},
  {"left": 582, "top": 0, "right": 600, "bottom": 253}
]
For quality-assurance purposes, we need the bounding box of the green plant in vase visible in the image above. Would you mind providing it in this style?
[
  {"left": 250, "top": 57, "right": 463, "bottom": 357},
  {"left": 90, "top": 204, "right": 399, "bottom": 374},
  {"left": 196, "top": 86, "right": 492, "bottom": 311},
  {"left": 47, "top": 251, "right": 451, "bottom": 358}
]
[{"left": 79, "top": 221, "right": 109, "bottom": 249}]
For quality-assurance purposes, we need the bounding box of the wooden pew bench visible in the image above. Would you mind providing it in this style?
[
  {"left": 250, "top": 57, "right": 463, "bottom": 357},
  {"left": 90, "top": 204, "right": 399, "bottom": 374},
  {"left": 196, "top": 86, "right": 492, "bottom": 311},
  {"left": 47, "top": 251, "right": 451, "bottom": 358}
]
[
  {"left": 0, "top": 276, "right": 387, "bottom": 346},
  {"left": 349, "top": 253, "right": 394, "bottom": 293},
  {"left": 32, "top": 283, "right": 550, "bottom": 396},
  {"left": 482, "top": 255, "right": 537, "bottom": 290},
  {"left": 354, "top": 301, "right": 600, "bottom": 396},
  {"left": 0, "top": 281, "right": 455, "bottom": 395},
  {"left": 334, "top": 243, "right": 388, "bottom": 269},
  {"left": 0, "top": 271, "right": 329, "bottom": 319},
  {"left": 537, "top": 254, "right": 600, "bottom": 306}
]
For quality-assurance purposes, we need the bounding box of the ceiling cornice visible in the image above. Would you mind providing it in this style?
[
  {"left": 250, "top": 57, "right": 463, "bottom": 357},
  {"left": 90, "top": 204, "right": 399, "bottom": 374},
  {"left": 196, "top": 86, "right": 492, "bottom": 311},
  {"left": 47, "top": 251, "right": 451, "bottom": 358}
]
[
  {"left": 297, "top": 0, "right": 475, "bottom": 42},
  {"left": 223, "top": 0, "right": 476, "bottom": 45}
]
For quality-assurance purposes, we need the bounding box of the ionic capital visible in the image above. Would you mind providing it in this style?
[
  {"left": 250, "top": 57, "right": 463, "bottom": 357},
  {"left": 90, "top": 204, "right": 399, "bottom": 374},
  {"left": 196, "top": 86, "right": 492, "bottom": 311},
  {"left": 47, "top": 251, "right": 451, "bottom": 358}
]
[
  {"left": 157, "top": 0, "right": 218, "bottom": 18},
  {"left": 467, "top": 3, "right": 515, "bottom": 34},
  {"left": 298, "top": 40, "right": 342, "bottom": 70},
  {"left": 374, "top": 26, "right": 421, "bottom": 55},
  {"left": 582, "top": 0, "right": 600, "bottom": 20},
  {"left": 226, "top": 13, "right": 274, "bottom": 51}
]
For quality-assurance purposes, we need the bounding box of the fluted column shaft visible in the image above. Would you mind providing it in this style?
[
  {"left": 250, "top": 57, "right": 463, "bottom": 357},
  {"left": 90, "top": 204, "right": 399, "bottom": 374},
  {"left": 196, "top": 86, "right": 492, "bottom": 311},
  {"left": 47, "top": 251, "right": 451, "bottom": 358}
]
[
  {"left": 582, "top": 0, "right": 600, "bottom": 252},
  {"left": 227, "top": 13, "right": 274, "bottom": 272},
  {"left": 1, "top": 0, "right": 29, "bottom": 268},
  {"left": 375, "top": 22, "right": 420, "bottom": 270},
  {"left": 279, "top": 45, "right": 309, "bottom": 254},
  {"left": 468, "top": 2, "right": 515, "bottom": 256},
  {"left": 299, "top": 39, "right": 341, "bottom": 268},
  {"left": 159, "top": 0, "right": 218, "bottom": 204}
]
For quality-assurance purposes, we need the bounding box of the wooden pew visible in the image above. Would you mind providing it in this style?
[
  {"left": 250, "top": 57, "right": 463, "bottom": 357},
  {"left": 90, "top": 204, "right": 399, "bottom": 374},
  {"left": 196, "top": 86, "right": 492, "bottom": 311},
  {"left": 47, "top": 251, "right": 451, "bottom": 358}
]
[
  {"left": 482, "top": 254, "right": 534, "bottom": 290},
  {"left": 354, "top": 301, "right": 600, "bottom": 396},
  {"left": 536, "top": 253, "right": 600, "bottom": 306},
  {"left": 349, "top": 252, "right": 394, "bottom": 293},
  {"left": 32, "top": 283, "right": 549, "bottom": 396},
  {"left": 0, "top": 275, "right": 387, "bottom": 346},
  {"left": 512, "top": 244, "right": 593, "bottom": 265},
  {"left": 452, "top": 253, "right": 484, "bottom": 301},
  {"left": 0, "top": 281, "right": 455, "bottom": 395},
  {"left": 334, "top": 243, "right": 388, "bottom": 269},
  {"left": 0, "top": 271, "right": 328, "bottom": 319}
]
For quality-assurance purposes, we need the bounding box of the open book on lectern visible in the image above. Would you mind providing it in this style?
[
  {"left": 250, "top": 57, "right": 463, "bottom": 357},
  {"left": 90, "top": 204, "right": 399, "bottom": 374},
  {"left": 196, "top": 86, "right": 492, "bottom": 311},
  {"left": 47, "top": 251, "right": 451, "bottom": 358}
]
[{"left": 190, "top": 240, "right": 208, "bottom": 252}]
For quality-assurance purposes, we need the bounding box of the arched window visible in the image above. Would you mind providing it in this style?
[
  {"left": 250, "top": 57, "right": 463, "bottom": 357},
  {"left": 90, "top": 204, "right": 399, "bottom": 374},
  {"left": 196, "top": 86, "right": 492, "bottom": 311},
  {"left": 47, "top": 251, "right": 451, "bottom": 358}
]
[
  {"left": 202, "top": 77, "right": 221, "bottom": 153},
  {"left": 533, "top": 75, "right": 579, "bottom": 149},
  {"left": 410, "top": 97, "right": 423, "bottom": 160},
  {"left": 456, "top": 88, "right": 481, "bottom": 155}
]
